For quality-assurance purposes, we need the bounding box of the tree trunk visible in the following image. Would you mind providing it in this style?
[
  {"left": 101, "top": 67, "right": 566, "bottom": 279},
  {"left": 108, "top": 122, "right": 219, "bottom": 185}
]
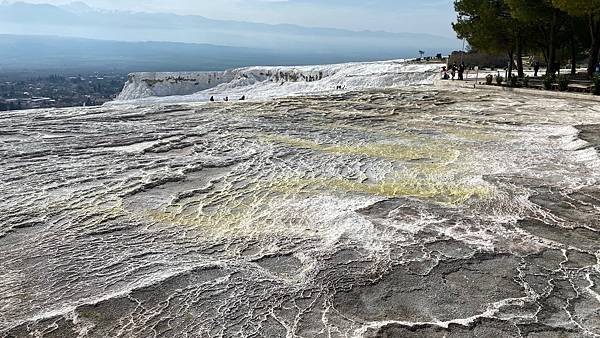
[
  {"left": 546, "top": 10, "right": 559, "bottom": 75},
  {"left": 570, "top": 36, "right": 577, "bottom": 75},
  {"left": 541, "top": 49, "right": 549, "bottom": 66},
  {"left": 588, "top": 42, "right": 600, "bottom": 78},
  {"left": 508, "top": 50, "right": 514, "bottom": 78},
  {"left": 516, "top": 52, "right": 524, "bottom": 78},
  {"left": 516, "top": 28, "right": 524, "bottom": 77},
  {"left": 587, "top": 15, "right": 600, "bottom": 78}
]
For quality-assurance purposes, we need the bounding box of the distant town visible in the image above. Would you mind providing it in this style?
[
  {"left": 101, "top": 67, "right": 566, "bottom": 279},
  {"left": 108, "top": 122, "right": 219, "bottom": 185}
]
[{"left": 0, "top": 72, "right": 127, "bottom": 111}]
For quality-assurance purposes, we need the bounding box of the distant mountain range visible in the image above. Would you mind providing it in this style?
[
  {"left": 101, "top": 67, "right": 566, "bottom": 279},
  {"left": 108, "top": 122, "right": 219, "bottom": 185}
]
[
  {"left": 0, "top": 2, "right": 457, "bottom": 54},
  {"left": 0, "top": 34, "right": 393, "bottom": 73},
  {"left": 0, "top": 1, "right": 458, "bottom": 73}
]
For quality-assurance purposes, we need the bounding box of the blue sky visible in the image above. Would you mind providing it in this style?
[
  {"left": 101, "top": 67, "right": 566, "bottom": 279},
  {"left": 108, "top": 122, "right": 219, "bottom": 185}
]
[{"left": 25, "top": 0, "right": 457, "bottom": 37}]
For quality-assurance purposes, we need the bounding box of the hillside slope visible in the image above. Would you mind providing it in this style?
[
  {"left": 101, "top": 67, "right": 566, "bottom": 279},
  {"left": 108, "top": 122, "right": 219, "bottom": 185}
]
[{"left": 115, "top": 60, "right": 443, "bottom": 103}]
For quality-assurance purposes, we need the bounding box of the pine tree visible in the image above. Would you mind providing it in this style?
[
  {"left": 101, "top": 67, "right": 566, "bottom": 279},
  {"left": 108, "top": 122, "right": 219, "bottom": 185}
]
[
  {"left": 506, "top": 0, "right": 569, "bottom": 75},
  {"left": 453, "top": 0, "right": 520, "bottom": 76},
  {"left": 552, "top": 0, "right": 600, "bottom": 76}
]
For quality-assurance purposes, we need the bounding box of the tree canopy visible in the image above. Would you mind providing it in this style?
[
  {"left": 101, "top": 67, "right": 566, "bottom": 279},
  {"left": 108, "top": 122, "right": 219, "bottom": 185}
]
[
  {"left": 453, "top": 0, "right": 600, "bottom": 77},
  {"left": 454, "top": 0, "right": 514, "bottom": 54},
  {"left": 551, "top": 0, "right": 600, "bottom": 17}
]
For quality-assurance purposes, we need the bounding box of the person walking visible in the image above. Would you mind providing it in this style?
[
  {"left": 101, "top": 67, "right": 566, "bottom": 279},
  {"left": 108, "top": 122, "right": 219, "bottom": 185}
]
[
  {"left": 533, "top": 61, "right": 540, "bottom": 77},
  {"left": 451, "top": 63, "right": 457, "bottom": 80},
  {"left": 441, "top": 66, "right": 449, "bottom": 80},
  {"left": 458, "top": 63, "right": 465, "bottom": 81}
]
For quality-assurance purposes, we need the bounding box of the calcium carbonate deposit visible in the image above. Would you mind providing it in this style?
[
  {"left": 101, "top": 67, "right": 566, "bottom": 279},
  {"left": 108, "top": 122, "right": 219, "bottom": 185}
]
[
  {"left": 115, "top": 60, "right": 442, "bottom": 104},
  {"left": 1, "top": 60, "right": 600, "bottom": 337}
]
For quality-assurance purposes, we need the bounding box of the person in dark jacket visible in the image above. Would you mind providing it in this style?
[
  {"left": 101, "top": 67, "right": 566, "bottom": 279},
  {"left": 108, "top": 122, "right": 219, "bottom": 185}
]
[
  {"left": 458, "top": 63, "right": 465, "bottom": 80},
  {"left": 209, "top": 96, "right": 215, "bottom": 102},
  {"left": 533, "top": 61, "right": 540, "bottom": 77}
]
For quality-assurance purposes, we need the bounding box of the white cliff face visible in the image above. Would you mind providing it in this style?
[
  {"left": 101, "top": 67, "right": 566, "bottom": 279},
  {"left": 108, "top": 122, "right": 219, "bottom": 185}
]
[
  {"left": 117, "top": 71, "right": 237, "bottom": 100},
  {"left": 114, "top": 60, "right": 443, "bottom": 104}
]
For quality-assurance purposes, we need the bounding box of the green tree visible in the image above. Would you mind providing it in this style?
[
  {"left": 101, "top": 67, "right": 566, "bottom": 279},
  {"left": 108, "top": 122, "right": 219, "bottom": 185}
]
[
  {"left": 566, "top": 17, "right": 589, "bottom": 74},
  {"left": 453, "top": 0, "right": 519, "bottom": 75},
  {"left": 506, "top": 0, "right": 570, "bottom": 75},
  {"left": 552, "top": 0, "right": 600, "bottom": 77}
]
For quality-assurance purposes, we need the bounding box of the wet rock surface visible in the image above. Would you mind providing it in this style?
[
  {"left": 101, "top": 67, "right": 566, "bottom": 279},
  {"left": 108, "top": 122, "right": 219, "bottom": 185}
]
[
  {"left": 1, "top": 88, "right": 599, "bottom": 337},
  {"left": 335, "top": 253, "right": 525, "bottom": 322}
]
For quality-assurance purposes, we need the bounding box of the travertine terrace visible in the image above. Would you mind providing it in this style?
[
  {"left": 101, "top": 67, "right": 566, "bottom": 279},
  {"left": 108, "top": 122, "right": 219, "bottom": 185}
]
[{"left": 1, "top": 86, "right": 600, "bottom": 337}]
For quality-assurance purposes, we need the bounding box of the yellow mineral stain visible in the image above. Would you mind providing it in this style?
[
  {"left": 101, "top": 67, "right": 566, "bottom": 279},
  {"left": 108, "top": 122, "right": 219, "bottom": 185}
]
[
  {"left": 144, "top": 180, "right": 304, "bottom": 236},
  {"left": 144, "top": 169, "right": 491, "bottom": 235},
  {"left": 276, "top": 177, "right": 491, "bottom": 205},
  {"left": 442, "top": 127, "right": 501, "bottom": 142},
  {"left": 262, "top": 135, "right": 459, "bottom": 163}
]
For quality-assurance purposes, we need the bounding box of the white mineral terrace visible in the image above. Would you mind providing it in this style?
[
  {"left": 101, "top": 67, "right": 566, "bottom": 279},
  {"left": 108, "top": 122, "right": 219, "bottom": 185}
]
[
  {"left": 114, "top": 60, "right": 442, "bottom": 104},
  {"left": 1, "top": 61, "right": 600, "bottom": 337}
]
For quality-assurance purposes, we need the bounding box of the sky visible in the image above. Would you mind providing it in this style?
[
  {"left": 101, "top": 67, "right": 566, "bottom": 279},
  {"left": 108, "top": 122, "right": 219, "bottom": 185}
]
[{"left": 18, "top": 0, "right": 457, "bottom": 38}]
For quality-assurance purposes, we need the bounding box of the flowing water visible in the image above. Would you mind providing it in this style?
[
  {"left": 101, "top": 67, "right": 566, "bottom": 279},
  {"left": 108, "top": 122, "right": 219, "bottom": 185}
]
[{"left": 1, "top": 87, "right": 599, "bottom": 337}]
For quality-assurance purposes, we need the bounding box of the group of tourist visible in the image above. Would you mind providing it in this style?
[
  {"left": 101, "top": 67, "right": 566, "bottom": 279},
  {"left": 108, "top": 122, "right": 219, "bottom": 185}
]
[
  {"left": 442, "top": 60, "right": 600, "bottom": 81},
  {"left": 441, "top": 63, "right": 466, "bottom": 80},
  {"left": 209, "top": 95, "right": 245, "bottom": 102}
]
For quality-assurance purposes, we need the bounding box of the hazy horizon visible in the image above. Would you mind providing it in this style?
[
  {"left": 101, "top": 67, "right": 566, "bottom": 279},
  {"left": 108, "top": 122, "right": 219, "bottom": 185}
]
[
  {"left": 0, "top": 1, "right": 459, "bottom": 72},
  {"left": 2, "top": 0, "right": 457, "bottom": 39}
]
